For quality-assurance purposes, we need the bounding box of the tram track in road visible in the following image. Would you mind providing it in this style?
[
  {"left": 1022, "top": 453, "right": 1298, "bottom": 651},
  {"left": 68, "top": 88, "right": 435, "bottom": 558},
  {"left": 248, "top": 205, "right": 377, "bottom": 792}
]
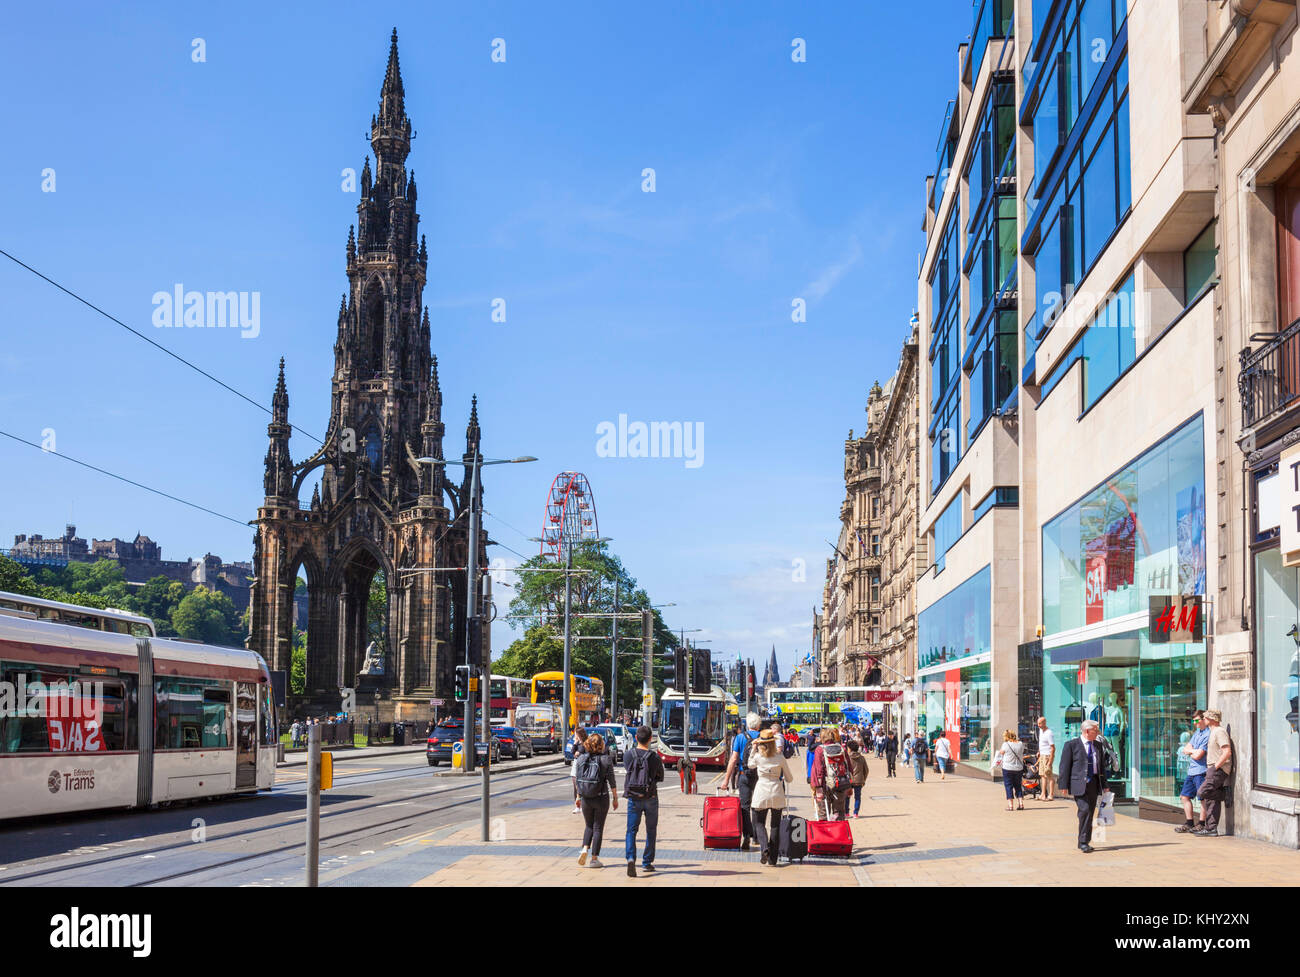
[{"left": 0, "top": 766, "right": 562, "bottom": 886}]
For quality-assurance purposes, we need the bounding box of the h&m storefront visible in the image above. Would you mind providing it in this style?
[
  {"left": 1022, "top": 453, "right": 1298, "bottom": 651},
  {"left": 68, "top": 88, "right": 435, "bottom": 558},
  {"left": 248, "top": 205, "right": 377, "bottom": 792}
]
[
  {"left": 917, "top": 565, "right": 994, "bottom": 768},
  {"left": 1040, "top": 415, "right": 1207, "bottom": 817}
]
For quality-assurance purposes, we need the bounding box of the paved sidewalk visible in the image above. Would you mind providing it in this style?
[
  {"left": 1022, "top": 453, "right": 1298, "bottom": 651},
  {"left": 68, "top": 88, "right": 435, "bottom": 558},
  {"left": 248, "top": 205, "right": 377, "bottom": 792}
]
[{"left": 391, "top": 753, "right": 1299, "bottom": 886}]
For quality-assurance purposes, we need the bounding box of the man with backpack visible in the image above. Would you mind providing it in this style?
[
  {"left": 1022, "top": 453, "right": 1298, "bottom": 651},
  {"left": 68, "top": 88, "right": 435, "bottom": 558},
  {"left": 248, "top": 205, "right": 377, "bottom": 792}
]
[
  {"left": 624, "top": 725, "right": 665, "bottom": 878},
  {"left": 722, "top": 713, "right": 763, "bottom": 852},
  {"left": 910, "top": 730, "right": 928, "bottom": 783}
]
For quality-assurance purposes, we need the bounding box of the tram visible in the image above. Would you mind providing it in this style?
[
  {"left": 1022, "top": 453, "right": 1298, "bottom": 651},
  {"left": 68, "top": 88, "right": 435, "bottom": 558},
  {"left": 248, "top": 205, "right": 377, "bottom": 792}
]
[
  {"left": 0, "top": 594, "right": 276, "bottom": 819},
  {"left": 654, "top": 684, "right": 735, "bottom": 768}
]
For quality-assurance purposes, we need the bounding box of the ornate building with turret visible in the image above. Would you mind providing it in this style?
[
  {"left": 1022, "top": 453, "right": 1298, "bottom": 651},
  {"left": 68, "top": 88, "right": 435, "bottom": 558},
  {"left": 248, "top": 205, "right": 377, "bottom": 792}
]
[{"left": 248, "top": 32, "right": 487, "bottom": 719}]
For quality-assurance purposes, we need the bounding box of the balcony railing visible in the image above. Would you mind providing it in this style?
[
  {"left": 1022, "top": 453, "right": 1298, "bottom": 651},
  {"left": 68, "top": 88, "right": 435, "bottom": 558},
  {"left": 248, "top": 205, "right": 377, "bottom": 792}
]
[{"left": 1239, "top": 316, "right": 1300, "bottom": 431}]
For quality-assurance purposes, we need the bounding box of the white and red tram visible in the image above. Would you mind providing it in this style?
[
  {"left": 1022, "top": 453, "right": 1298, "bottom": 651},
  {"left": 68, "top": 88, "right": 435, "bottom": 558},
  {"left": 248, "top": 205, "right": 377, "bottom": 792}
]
[{"left": 0, "top": 592, "right": 277, "bottom": 819}]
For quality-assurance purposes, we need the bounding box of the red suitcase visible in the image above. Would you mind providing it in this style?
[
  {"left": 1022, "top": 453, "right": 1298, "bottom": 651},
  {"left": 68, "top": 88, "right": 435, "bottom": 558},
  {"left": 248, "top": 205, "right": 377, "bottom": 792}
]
[
  {"left": 701, "top": 791, "right": 743, "bottom": 850},
  {"left": 807, "top": 818, "right": 853, "bottom": 857}
]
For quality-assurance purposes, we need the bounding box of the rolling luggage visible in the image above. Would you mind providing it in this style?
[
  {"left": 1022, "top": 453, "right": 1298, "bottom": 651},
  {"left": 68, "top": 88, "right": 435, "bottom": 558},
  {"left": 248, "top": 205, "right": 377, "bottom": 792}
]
[
  {"left": 779, "top": 811, "right": 808, "bottom": 863},
  {"left": 807, "top": 818, "right": 854, "bottom": 857},
  {"left": 701, "top": 789, "right": 743, "bottom": 850}
]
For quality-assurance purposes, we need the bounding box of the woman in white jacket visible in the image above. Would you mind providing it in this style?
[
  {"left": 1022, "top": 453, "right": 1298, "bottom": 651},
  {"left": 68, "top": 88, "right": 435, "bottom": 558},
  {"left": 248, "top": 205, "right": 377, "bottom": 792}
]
[{"left": 747, "top": 728, "right": 800, "bottom": 866}]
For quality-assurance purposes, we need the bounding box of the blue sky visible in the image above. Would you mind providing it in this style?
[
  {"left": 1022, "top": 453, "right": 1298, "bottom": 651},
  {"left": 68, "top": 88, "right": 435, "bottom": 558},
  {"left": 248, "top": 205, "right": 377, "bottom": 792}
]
[{"left": 0, "top": 0, "right": 971, "bottom": 680}]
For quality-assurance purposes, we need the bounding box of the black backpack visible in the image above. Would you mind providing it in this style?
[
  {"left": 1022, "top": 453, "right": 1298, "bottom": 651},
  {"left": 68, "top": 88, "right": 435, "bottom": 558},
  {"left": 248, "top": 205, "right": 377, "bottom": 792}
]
[
  {"left": 912, "top": 737, "right": 928, "bottom": 758},
  {"left": 736, "top": 731, "right": 759, "bottom": 783},
  {"left": 576, "top": 752, "right": 606, "bottom": 799},
  {"left": 625, "top": 748, "right": 653, "bottom": 799}
]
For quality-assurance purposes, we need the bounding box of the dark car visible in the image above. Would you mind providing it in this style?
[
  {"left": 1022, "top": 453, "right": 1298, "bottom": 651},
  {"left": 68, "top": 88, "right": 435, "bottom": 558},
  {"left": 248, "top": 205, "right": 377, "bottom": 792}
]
[
  {"left": 426, "top": 719, "right": 501, "bottom": 766},
  {"left": 492, "top": 725, "right": 534, "bottom": 760}
]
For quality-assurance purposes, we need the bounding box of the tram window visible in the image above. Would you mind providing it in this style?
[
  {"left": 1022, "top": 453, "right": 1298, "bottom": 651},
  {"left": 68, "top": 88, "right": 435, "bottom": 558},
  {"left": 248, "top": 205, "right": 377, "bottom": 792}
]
[
  {"left": 155, "top": 678, "right": 231, "bottom": 749},
  {"left": 0, "top": 664, "right": 134, "bottom": 753}
]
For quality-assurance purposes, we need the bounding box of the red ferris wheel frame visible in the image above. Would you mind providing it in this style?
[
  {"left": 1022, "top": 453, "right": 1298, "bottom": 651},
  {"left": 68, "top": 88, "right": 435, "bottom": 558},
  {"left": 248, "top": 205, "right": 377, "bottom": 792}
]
[{"left": 540, "top": 471, "right": 599, "bottom": 563}]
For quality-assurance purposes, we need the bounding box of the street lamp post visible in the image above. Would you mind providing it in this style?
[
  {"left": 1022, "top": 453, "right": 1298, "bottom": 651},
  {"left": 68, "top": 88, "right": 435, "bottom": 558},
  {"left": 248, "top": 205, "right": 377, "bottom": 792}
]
[{"left": 418, "top": 451, "right": 535, "bottom": 844}]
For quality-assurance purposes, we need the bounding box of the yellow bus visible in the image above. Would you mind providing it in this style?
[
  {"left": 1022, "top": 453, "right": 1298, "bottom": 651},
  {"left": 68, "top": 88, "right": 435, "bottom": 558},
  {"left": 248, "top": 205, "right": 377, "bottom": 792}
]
[{"left": 530, "top": 671, "right": 606, "bottom": 729}]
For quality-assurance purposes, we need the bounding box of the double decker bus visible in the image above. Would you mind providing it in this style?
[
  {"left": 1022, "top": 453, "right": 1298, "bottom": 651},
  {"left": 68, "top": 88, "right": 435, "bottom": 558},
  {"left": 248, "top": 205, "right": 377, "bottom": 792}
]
[
  {"left": 653, "top": 684, "right": 735, "bottom": 768},
  {"left": 766, "top": 685, "right": 891, "bottom": 732},
  {"left": 530, "top": 671, "right": 605, "bottom": 729},
  {"left": 487, "top": 674, "right": 528, "bottom": 725}
]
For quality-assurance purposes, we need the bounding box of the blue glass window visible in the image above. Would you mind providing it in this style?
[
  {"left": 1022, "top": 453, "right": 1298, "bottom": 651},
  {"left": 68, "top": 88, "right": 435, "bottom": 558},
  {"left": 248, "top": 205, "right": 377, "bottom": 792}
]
[
  {"left": 973, "top": 486, "right": 1020, "bottom": 523},
  {"left": 1041, "top": 416, "right": 1205, "bottom": 636},
  {"left": 968, "top": 311, "right": 1019, "bottom": 439},
  {"left": 934, "top": 495, "right": 964, "bottom": 574},
  {"left": 918, "top": 565, "right": 992, "bottom": 670}
]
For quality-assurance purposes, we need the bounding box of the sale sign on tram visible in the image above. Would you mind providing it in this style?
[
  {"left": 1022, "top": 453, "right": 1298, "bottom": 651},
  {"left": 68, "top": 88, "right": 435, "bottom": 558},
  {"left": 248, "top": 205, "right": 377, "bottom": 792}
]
[{"left": 44, "top": 689, "right": 106, "bottom": 752}]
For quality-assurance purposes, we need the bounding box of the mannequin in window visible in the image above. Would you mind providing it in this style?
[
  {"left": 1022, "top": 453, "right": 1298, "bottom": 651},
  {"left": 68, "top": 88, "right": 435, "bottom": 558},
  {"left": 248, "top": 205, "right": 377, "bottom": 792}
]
[
  {"left": 1105, "top": 691, "right": 1127, "bottom": 772},
  {"left": 1087, "top": 692, "right": 1102, "bottom": 725}
]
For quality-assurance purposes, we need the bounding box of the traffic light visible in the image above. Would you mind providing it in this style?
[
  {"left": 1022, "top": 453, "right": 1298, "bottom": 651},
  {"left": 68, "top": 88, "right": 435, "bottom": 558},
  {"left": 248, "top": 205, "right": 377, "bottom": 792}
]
[
  {"left": 467, "top": 618, "right": 483, "bottom": 667},
  {"left": 454, "top": 664, "right": 470, "bottom": 701},
  {"left": 691, "top": 647, "right": 712, "bottom": 694},
  {"left": 674, "top": 647, "right": 687, "bottom": 690}
]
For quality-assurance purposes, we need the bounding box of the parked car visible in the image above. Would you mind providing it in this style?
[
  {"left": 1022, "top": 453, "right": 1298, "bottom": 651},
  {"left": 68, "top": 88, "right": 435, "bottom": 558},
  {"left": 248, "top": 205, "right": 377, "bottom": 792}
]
[
  {"left": 593, "top": 723, "right": 630, "bottom": 761},
  {"left": 493, "top": 725, "right": 534, "bottom": 760},
  {"left": 426, "top": 719, "right": 501, "bottom": 766}
]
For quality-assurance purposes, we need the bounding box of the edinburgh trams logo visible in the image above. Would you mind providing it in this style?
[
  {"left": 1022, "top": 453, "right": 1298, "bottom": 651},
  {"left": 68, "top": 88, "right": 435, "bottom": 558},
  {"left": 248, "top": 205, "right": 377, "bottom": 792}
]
[{"left": 47, "top": 768, "right": 95, "bottom": 793}]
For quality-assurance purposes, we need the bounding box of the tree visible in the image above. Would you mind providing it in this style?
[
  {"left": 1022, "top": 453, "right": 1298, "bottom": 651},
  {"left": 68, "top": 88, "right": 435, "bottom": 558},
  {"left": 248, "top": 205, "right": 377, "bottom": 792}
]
[
  {"left": 495, "top": 542, "right": 678, "bottom": 712},
  {"left": 366, "top": 571, "right": 387, "bottom": 669},
  {"left": 291, "top": 627, "right": 307, "bottom": 694},
  {"left": 0, "top": 555, "right": 43, "bottom": 597},
  {"left": 133, "top": 576, "right": 187, "bottom": 636},
  {"left": 172, "top": 586, "right": 243, "bottom": 646}
]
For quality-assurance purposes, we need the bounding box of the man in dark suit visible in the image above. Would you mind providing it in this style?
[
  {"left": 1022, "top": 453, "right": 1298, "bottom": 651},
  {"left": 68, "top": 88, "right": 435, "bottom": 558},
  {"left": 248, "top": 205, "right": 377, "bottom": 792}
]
[{"left": 1056, "top": 719, "right": 1107, "bottom": 853}]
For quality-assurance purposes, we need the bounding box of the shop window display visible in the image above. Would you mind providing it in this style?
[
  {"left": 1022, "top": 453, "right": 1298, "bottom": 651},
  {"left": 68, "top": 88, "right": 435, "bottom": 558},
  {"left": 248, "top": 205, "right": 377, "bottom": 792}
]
[
  {"left": 918, "top": 661, "right": 992, "bottom": 765},
  {"left": 1039, "top": 416, "right": 1207, "bottom": 810},
  {"left": 1255, "top": 547, "right": 1300, "bottom": 790}
]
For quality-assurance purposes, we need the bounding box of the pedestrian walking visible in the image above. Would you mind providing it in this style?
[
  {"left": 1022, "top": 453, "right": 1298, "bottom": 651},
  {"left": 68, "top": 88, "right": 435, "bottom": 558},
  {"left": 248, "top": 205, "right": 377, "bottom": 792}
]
[
  {"left": 575, "top": 732, "right": 618, "bottom": 868},
  {"left": 770, "top": 721, "right": 796, "bottom": 759},
  {"left": 1194, "top": 710, "right": 1232, "bottom": 837},
  {"left": 910, "top": 731, "right": 928, "bottom": 782},
  {"left": 847, "top": 739, "right": 869, "bottom": 818},
  {"left": 1036, "top": 716, "right": 1056, "bottom": 801},
  {"left": 901, "top": 732, "right": 912, "bottom": 765},
  {"left": 884, "top": 731, "right": 898, "bottom": 777},
  {"left": 570, "top": 726, "right": 587, "bottom": 814},
  {"left": 1176, "top": 710, "right": 1209, "bottom": 834},
  {"left": 993, "top": 729, "right": 1027, "bottom": 810},
  {"left": 290, "top": 720, "right": 300, "bottom": 748},
  {"left": 624, "top": 725, "right": 665, "bottom": 877},
  {"left": 722, "top": 713, "right": 762, "bottom": 852},
  {"left": 811, "top": 728, "right": 851, "bottom": 821},
  {"left": 1057, "top": 719, "right": 1107, "bottom": 852},
  {"left": 934, "top": 733, "right": 953, "bottom": 780},
  {"left": 747, "top": 728, "right": 800, "bottom": 866}
]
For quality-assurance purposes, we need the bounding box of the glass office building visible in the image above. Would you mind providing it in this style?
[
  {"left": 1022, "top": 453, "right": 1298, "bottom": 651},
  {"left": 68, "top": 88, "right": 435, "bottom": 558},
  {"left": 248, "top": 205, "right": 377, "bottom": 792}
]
[{"left": 1040, "top": 416, "right": 1207, "bottom": 811}]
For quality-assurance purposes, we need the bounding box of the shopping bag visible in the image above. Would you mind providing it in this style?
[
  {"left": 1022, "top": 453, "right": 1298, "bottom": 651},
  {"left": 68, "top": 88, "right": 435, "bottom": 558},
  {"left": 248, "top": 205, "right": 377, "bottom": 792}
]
[{"left": 1097, "top": 789, "right": 1116, "bottom": 826}]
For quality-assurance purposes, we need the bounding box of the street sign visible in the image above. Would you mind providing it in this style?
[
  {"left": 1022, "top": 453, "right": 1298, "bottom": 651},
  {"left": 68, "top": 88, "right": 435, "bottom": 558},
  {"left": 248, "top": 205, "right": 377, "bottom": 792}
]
[
  {"left": 468, "top": 676, "right": 479, "bottom": 692},
  {"left": 642, "top": 691, "right": 655, "bottom": 712},
  {"left": 430, "top": 698, "right": 444, "bottom": 707}
]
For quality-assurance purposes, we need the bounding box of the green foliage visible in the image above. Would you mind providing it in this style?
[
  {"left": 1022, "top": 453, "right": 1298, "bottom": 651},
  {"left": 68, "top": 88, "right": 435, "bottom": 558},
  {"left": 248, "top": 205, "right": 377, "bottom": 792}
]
[
  {"left": 130, "top": 576, "right": 187, "bottom": 636},
  {"left": 0, "top": 555, "right": 46, "bottom": 596},
  {"left": 171, "top": 586, "right": 243, "bottom": 646},
  {"left": 291, "top": 627, "right": 307, "bottom": 694},
  {"left": 366, "top": 571, "right": 387, "bottom": 663},
  {"left": 495, "top": 542, "right": 678, "bottom": 711}
]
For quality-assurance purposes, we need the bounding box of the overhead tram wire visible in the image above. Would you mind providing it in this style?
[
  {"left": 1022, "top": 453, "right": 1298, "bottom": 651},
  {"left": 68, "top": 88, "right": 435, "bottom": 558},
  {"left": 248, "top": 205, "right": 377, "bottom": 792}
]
[
  {"left": 0, "top": 249, "right": 323, "bottom": 445},
  {"left": 0, "top": 429, "right": 248, "bottom": 527}
]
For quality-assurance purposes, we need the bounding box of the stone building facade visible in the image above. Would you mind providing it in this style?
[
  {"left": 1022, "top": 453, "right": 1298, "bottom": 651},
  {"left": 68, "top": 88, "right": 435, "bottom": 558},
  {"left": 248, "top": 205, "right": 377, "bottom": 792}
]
[
  {"left": 248, "top": 32, "right": 486, "bottom": 720},
  {"left": 821, "top": 323, "right": 922, "bottom": 729}
]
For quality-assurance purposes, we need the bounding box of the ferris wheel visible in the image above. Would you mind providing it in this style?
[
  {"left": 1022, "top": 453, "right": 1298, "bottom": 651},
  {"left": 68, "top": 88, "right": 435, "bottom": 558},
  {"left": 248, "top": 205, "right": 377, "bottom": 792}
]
[{"left": 540, "top": 471, "right": 600, "bottom": 563}]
